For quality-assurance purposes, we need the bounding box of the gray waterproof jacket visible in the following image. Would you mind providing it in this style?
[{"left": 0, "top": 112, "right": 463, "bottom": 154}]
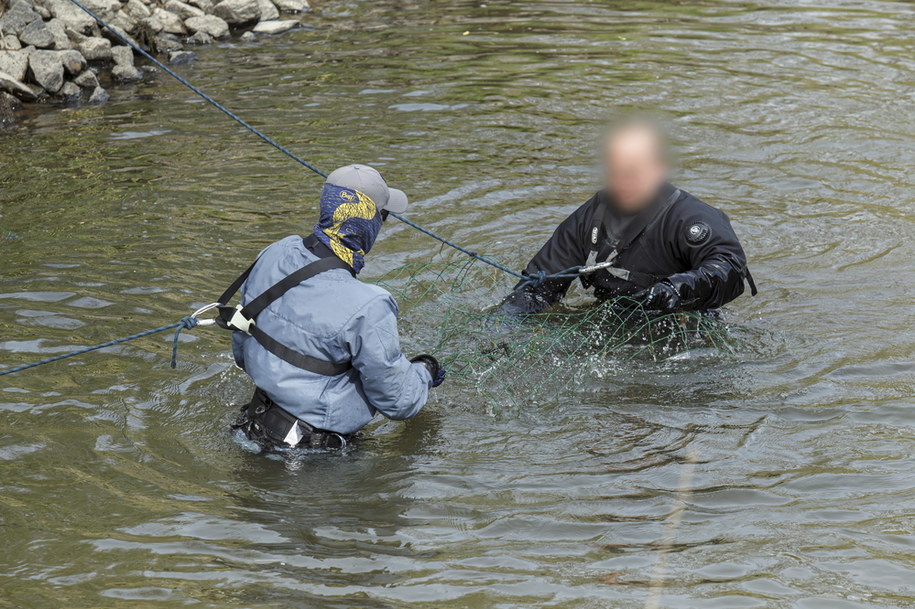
[{"left": 231, "top": 235, "right": 431, "bottom": 434}]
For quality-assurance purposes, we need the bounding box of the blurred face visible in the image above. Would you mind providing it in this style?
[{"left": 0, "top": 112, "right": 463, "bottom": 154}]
[{"left": 603, "top": 125, "right": 668, "bottom": 214}]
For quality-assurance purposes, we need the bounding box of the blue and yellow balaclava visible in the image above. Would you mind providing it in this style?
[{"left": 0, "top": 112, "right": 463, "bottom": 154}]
[{"left": 313, "top": 183, "right": 383, "bottom": 274}]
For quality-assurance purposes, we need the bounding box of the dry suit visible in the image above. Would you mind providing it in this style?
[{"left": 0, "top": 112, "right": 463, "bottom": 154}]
[{"left": 501, "top": 183, "right": 755, "bottom": 314}]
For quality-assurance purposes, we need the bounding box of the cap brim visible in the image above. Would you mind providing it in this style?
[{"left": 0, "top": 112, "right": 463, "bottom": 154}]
[{"left": 383, "top": 188, "right": 409, "bottom": 214}]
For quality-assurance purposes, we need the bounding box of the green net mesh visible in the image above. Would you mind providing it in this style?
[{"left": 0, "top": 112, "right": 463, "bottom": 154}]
[{"left": 373, "top": 258, "right": 747, "bottom": 409}]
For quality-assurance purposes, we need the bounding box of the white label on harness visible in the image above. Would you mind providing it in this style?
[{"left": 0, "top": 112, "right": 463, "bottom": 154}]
[
  {"left": 591, "top": 227, "right": 598, "bottom": 245},
  {"left": 283, "top": 422, "right": 304, "bottom": 446}
]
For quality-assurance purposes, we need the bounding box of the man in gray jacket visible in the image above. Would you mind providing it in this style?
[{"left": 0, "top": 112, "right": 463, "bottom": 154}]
[{"left": 226, "top": 165, "right": 444, "bottom": 451}]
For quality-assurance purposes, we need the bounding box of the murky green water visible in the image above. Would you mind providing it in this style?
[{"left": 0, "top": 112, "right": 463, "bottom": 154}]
[{"left": 1, "top": 0, "right": 914, "bottom": 607}]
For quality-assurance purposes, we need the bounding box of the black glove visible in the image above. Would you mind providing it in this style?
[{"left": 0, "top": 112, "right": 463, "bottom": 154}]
[
  {"left": 636, "top": 280, "right": 682, "bottom": 312},
  {"left": 411, "top": 354, "right": 446, "bottom": 388}
]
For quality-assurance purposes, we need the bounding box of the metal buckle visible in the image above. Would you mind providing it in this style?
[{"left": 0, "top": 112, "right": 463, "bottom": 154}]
[
  {"left": 190, "top": 302, "right": 222, "bottom": 327},
  {"left": 332, "top": 433, "right": 347, "bottom": 450}
]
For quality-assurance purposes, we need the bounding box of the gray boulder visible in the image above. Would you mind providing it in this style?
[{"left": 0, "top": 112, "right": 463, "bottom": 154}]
[
  {"left": 43, "top": 0, "right": 96, "bottom": 34},
  {"left": 110, "top": 10, "right": 139, "bottom": 35},
  {"left": 124, "top": 0, "right": 151, "bottom": 20},
  {"left": 112, "top": 63, "right": 141, "bottom": 81},
  {"left": 252, "top": 19, "right": 296, "bottom": 35},
  {"left": 28, "top": 49, "right": 64, "bottom": 92},
  {"left": 0, "top": 50, "right": 29, "bottom": 82},
  {"left": 77, "top": 36, "right": 111, "bottom": 60},
  {"left": 2, "top": 35, "right": 23, "bottom": 50},
  {"left": 45, "top": 18, "right": 71, "bottom": 49},
  {"left": 0, "top": 69, "right": 39, "bottom": 100},
  {"left": 87, "top": 84, "right": 107, "bottom": 103},
  {"left": 153, "top": 32, "right": 183, "bottom": 52},
  {"left": 186, "top": 30, "right": 213, "bottom": 45},
  {"left": 58, "top": 49, "right": 85, "bottom": 74},
  {"left": 256, "top": 0, "right": 278, "bottom": 21},
  {"left": 184, "top": 15, "right": 229, "bottom": 39},
  {"left": 213, "top": 0, "right": 260, "bottom": 25},
  {"left": 110, "top": 45, "right": 133, "bottom": 66},
  {"left": 240, "top": 30, "right": 255, "bottom": 42},
  {"left": 271, "top": 0, "right": 308, "bottom": 13},
  {"left": 19, "top": 19, "right": 55, "bottom": 48},
  {"left": 187, "top": 0, "right": 214, "bottom": 13},
  {"left": 0, "top": 5, "right": 41, "bottom": 36},
  {"left": 73, "top": 68, "right": 98, "bottom": 88},
  {"left": 168, "top": 50, "right": 196, "bottom": 65},
  {"left": 138, "top": 14, "right": 164, "bottom": 34},
  {"left": 152, "top": 8, "right": 186, "bottom": 35},
  {"left": 164, "top": 0, "right": 204, "bottom": 20},
  {"left": 57, "top": 80, "right": 81, "bottom": 102}
]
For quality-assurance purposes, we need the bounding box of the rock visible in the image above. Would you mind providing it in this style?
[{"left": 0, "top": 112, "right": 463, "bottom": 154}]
[
  {"left": 34, "top": 4, "right": 51, "bottom": 18},
  {"left": 57, "top": 79, "right": 81, "bottom": 102},
  {"left": 109, "top": 10, "right": 138, "bottom": 35},
  {"left": 164, "top": 0, "right": 203, "bottom": 20},
  {"left": 212, "top": 0, "right": 260, "bottom": 25},
  {"left": 168, "top": 50, "right": 196, "bottom": 64},
  {"left": 18, "top": 19, "right": 55, "bottom": 48},
  {"left": 0, "top": 4, "right": 41, "bottom": 36},
  {"left": 138, "top": 14, "right": 163, "bottom": 34},
  {"left": 186, "top": 30, "right": 212, "bottom": 45},
  {"left": 111, "top": 62, "right": 141, "bottom": 81},
  {"left": 2, "top": 35, "right": 23, "bottom": 51},
  {"left": 271, "top": 0, "right": 308, "bottom": 13},
  {"left": 77, "top": 36, "right": 111, "bottom": 60},
  {"left": 124, "top": 0, "right": 150, "bottom": 21},
  {"left": 153, "top": 32, "right": 183, "bottom": 52},
  {"left": 45, "top": 18, "right": 71, "bottom": 49},
  {"left": 0, "top": 91, "right": 22, "bottom": 125},
  {"left": 87, "top": 84, "right": 107, "bottom": 103},
  {"left": 81, "top": 0, "right": 121, "bottom": 17},
  {"left": 240, "top": 30, "right": 255, "bottom": 42},
  {"left": 27, "top": 49, "right": 64, "bottom": 92},
  {"left": 0, "top": 50, "right": 29, "bottom": 82},
  {"left": 184, "top": 15, "right": 228, "bottom": 38},
  {"left": 252, "top": 19, "right": 296, "bottom": 35},
  {"left": 111, "top": 45, "right": 133, "bottom": 66},
  {"left": 73, "top": 68, "right": 98, "bottom": 88},
  {"left": 187, "top": 0, "right": 214, "bottom": 13},
  {"left": 152, "top": 7, "right": 186, "bottom": 34},
  {"left": 0, "top": 68, "right": 39, "bottom": 100},
  {"left": 58, "top": 49, "right": 85, "bottom": 74},
  {"left": 43, "top": 0, "right": 95, "bottom": 34},
  {"left": 256, "top": 0, "right": 278, "bottom": 21}
]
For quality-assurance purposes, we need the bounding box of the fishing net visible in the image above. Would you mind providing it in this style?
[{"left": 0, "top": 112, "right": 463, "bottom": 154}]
[{"left": 373, "top": 257, "right": 746, "bottom": 409}]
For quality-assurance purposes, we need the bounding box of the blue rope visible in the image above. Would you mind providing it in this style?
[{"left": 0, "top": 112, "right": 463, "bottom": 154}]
[
  {"left": 65, "top": 0, "right": 578, "bottom": 289},
  {"left": 0, "top": 316, "right": 201, "bottom": 376}
]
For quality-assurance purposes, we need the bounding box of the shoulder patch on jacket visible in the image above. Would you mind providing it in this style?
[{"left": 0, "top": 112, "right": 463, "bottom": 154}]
[{"left": 685, "top": 221, "right": 711, "bottom": 245}]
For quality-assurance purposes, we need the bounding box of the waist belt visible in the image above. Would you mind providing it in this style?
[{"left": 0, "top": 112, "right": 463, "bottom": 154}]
[
  {"left": 215, "top": 235, "right": 354, "bottom": 376},
  {"left": 233, "top": 388, "right": 349, "bottom": 450}
]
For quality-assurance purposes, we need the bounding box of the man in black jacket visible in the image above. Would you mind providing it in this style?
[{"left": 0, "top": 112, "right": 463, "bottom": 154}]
[{"left": 501, "top": 121, "right": 756, "bottom": 314}]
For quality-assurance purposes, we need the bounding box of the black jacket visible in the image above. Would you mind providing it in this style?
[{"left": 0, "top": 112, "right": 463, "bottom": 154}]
[{"left": 502, "top": 184, "right": 754, "bottom": 314}]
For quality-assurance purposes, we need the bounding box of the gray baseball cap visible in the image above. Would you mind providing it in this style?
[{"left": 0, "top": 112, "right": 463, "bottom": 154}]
[{"left": 325, "top": 164, "right": 409, "bottom": 214}]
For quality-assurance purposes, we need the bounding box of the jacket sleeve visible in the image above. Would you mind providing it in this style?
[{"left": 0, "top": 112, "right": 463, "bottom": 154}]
[
  {"left": 665, "top": 204, "right": 750, "bottom": 310},
  {"left": 499, "top": 199, "right": 594, "bottom": 314},
  {"left": 346, "top": 295, "right": 431, "bottom": 421}
]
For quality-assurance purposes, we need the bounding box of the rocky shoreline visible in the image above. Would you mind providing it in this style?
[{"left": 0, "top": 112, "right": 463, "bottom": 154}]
[{"left": 0, "top": 0, "right": 309, "bottom": 123}]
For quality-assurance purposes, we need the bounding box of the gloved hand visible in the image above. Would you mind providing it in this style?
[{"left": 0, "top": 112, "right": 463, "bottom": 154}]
[
  {"left": 411, "top": 354, "right": 446, "bottom": 388},
  {"left": 635, "top": 280, "right": 682, "bottom": 312}
]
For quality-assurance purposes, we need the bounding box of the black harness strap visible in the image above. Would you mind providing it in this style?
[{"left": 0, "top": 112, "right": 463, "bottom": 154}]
[{"left": 217, "top": 238, "right": 355, "bottom": 376}]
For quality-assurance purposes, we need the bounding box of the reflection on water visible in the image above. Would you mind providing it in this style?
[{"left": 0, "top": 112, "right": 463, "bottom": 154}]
[{"left": 1, "top": 0, "right": 913, "bottom": 607}]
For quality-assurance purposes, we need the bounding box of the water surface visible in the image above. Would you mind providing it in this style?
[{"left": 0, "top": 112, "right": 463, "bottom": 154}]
[{"left": 1, "top": 0, "right": 913, "bottom": 607}]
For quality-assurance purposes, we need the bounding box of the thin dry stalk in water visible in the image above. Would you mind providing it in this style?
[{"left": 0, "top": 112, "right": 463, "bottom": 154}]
[{"left": 644, "top": 452, "right": 698, "bottom": 609}]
